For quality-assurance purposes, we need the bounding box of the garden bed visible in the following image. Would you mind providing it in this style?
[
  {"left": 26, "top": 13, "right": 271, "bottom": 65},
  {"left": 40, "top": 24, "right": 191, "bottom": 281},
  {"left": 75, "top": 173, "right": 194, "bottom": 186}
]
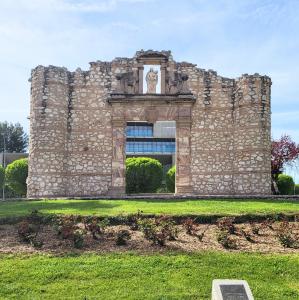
[{"left": 0, "top": 212, "right": 298, "bottom": 255}]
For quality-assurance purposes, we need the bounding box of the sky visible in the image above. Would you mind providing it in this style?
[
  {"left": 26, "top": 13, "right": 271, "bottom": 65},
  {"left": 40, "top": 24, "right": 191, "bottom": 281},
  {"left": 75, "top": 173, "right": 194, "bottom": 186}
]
[{"left": 0, "top": 0, "right": 298, "bottom": 180}]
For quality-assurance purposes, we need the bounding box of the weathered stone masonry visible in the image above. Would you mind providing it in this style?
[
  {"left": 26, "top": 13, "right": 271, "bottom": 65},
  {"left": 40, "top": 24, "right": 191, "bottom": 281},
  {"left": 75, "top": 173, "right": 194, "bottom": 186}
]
[{"left": 27, "top": 50, "right": 271, "bottom": 198}]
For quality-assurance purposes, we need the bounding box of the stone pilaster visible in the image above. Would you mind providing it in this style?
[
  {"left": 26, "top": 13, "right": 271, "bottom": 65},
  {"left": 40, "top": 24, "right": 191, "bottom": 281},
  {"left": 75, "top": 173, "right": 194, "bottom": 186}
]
[
  {"left": 109, "top": 118, "right": 126, "bottom": 196},
  {"left": 176, "top": 115, "right": 193, "bottom": 194}
]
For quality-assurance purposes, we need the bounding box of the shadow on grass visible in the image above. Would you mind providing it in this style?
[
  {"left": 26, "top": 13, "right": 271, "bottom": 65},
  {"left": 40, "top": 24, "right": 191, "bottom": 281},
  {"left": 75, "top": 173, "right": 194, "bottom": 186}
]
[
  {"left": 129, "top": 198, "right": 299, "bottom": 205},
  {"left": 0, "top": 200, "right": 121, "bottom": 217}
]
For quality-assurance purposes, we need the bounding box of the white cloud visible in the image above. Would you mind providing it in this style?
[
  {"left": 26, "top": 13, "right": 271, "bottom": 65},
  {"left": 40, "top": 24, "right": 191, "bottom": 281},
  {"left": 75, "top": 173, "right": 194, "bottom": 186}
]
[{"left": 1, "top": 0, "right": 153, "bottom": 13}]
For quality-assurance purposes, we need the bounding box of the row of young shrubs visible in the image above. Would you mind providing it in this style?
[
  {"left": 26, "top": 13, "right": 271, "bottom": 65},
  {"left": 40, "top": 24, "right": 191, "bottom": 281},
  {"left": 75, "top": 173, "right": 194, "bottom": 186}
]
[
  {"left": 0, "top": 158, "right": 28, "bottom": 197},
  {"left": 17, "top": 210, "right": 299, "bottom": 250}
]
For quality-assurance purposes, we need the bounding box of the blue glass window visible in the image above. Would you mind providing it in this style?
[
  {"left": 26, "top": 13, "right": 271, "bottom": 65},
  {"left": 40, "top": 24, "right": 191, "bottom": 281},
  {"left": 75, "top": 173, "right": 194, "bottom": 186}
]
[
  {"left": 126, "top": 125, "right": 153, "bottom": 137},
  {"left": 126, "top": 141, "right": 175, "bottom": 154}
]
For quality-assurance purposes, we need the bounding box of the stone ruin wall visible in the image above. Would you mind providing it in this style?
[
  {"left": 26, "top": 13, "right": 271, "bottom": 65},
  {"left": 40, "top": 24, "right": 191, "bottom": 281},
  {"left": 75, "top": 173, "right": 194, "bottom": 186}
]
[
  {"left": 27, "top": 50, "right": 271, "bottom": 198},
  {"left": 183, "top": 65, "right": 271, "bottom": 195}
]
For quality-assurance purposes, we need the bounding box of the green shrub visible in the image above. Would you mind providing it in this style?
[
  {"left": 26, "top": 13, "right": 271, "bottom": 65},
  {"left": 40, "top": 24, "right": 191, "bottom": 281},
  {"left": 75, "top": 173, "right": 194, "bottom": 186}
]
[
  {"left": 295, "top": 184, "right": 299, "bottom": 195},
  {"left": 125, "top": 157, "right": 163, "bottom": 193},
  {"left": 277, "top": 174, "right": 294, "bottom": 195},
  {"left": 166, "top": 165, "right": 176, "bottom": 193},
  {"left": 5, "top": 158, "right": 28, "bottom": 196},
  {"left": 0, "top": 164, "right": 4, "bottom": 189}
]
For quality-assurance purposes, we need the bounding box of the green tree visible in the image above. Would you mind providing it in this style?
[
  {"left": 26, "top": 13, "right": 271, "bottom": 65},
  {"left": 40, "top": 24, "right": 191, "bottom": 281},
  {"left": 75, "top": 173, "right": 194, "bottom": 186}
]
[
  {"left": 5, "top": 158, "right": 28, "bottom": 196},
  {"left": 276, "top": 174, "right": 294, "bottom": 195},
  {"left": 126, "top": 157, "right": 163, "bottom": 193},
  {"left": 0, "top": 122, "right": 28, "bottom": 153},
  {"left": 166, "top": 165, "right": 176, "bottom": 193}
]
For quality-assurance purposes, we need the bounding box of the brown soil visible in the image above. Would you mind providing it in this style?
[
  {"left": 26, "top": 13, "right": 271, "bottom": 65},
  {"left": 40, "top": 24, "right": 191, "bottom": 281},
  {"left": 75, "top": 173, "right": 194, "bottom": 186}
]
[{"left": 0, "top": 222, "right": 298, "bottom": 254}]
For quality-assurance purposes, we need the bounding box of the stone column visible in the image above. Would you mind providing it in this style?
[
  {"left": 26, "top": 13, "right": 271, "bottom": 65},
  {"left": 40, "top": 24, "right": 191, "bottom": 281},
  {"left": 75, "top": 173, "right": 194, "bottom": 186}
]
[
  {"left": 176, "top": 115, "right": 193, "bottom": 194},
  {"left": 161, "top": 62, "right": 166, "bottom": 94},
  {"left": 109, "top": 118, "right": 126, "bottom": 196}
]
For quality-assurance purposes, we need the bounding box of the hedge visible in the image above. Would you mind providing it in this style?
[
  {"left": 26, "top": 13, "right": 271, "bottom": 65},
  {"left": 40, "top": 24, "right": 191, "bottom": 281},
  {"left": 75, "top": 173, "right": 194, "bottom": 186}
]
[
  {"left": 166, "top": 165, "right": 176, "bottom": 193},
  {"left": 276, "top": 174, "right": 294, "bottom": 195},
  {"left": 126, "top": 157, "right": 163, "bottom": 193},
  {"left": 295, "top": 184, "right": 299, "bottom": 195},
  {"left": 5, "top": 158, "right": 28, "bottom": 196}
]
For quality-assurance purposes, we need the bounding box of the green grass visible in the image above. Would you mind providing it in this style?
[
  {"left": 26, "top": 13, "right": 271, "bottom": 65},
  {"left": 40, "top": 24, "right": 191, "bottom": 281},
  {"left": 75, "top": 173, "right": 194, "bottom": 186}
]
[
  {"left": 0, "top": 252, "right": 298, "bottom": 299},
  {"left": 0, "top": 199, "right": 298, "bottom": 218}
]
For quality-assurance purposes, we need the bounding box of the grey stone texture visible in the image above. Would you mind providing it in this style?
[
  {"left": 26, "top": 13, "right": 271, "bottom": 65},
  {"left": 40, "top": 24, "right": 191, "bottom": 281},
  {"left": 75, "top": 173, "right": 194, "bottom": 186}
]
[{"left": 27, "top": 50, "right": 271, "bottom": 198}]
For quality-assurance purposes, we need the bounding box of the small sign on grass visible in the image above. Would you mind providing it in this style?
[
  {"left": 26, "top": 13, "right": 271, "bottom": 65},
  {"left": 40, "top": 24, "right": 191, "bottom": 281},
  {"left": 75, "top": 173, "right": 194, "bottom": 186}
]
[{"left": 212, "top": 279, "right": 254, "bottom": 300}]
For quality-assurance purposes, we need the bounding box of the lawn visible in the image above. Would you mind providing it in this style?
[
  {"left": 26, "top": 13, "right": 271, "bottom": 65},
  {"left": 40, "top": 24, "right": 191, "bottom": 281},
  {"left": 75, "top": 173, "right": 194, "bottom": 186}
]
[
  {"left": 0, "top": 198, "right": 298, "bottom": 218},
  {"left": 0, "top": 252, "right": 298, "bottom": 299}
]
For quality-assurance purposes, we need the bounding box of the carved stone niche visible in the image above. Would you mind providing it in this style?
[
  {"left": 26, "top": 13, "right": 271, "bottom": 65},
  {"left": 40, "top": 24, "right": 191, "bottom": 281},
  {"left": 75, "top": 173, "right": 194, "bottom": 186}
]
[
  {"left": 112, "top": 50, "right": 193, "bottom": 96},
  {"left": 166, "top": 71, "right": 190, "bottom": 95},
  {"left": 115, "top": 69, "right": 139, "bottom": 94},
  {"left": 136, "top": 50, "right": 170, "bottom": 94}
]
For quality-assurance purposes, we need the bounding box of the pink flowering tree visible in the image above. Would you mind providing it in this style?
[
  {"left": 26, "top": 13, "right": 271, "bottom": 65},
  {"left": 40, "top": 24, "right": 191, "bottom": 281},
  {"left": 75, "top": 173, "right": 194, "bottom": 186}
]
[{"left": 271, "top": 135, "right": 299, "bottom": 179}]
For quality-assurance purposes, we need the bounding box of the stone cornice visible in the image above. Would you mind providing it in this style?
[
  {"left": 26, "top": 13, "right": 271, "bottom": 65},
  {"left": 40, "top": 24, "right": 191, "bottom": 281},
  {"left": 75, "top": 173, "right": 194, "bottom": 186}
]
[{"left": 107, "top": 93, "right": 196, "bottom": 104}]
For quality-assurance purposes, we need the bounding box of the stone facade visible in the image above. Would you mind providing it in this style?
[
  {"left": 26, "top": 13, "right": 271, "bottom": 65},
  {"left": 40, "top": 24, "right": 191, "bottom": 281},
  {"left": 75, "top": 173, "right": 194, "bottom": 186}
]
[{"left": 27, "top": 50, "right": 271, "bottom": 198}]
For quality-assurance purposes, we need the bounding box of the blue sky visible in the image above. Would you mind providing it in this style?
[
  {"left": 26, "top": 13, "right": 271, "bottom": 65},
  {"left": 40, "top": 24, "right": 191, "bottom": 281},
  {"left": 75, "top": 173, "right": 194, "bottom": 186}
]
[{"left": 0, "top": 0, "right": 298, "bottom": 180}]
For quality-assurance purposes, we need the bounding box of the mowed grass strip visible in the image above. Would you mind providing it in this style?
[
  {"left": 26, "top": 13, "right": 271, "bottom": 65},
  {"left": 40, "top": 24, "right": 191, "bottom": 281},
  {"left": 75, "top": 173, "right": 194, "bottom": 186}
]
[
  {"left": 0, "top": 252, "right": 298, "bottom": 300},
  {"left": 0, "top": 199, "right": 298, "bottom": 218}
]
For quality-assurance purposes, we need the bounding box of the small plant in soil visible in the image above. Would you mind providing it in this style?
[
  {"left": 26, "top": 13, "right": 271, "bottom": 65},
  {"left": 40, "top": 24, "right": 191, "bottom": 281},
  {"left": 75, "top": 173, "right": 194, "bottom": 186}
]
[
  {"left": 116, "top": 230, "right": 131, "bottom": 246},
  {"left": 183, "top": 218, "right": 198, "bottom": 235},
  {"left": 57, "top": 215, "right": 77, "bottom": 239},
  {"left": 217, "top": 217, "right": 236, "bottom": 234},
  {"left": 137, "top": 216, "right": 178, "bottom": 246},
  {"left": 17, "top": 221, "right": 43, "bottom": 248},
  {"left": 261, "top": 219, "right": 275, "bottom": 231},
  {"left": 216, "top": 230, "right": 237, "bottom": 249},
  {"left": 250, "top": 222, "right": 261, "bottom": 235},
  {"left": 27, "top": 210, "right": 44, "bottom": 225},
  {"left": 196, "top": 225, "right": 210, "bottom": 242},
  {"left": 240, "top": 227, "right": 255, "bottom": 243},
  {"left": 73, "top": 229, "right": 85, "bottom": 249},
  {"left": 276, "top": 221, "right": 299, "bottom": 248},
  {"left": 84, "top": 217, "right": 109, "bottom": 240},
  {"left": 156, "top": 216, "right": 179, "bottom": 241},
  {"left": 56, "top": 215, "right": 87, "bottom": 248},
  {"left": 127, "top": 211, "right": 143, "bottom": 230}
]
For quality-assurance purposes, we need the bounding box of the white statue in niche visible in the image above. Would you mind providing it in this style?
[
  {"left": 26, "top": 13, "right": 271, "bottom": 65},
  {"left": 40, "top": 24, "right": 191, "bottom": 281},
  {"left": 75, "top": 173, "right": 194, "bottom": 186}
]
[{"left": 146, "top": 67, "right": 158, "bottom": 93}]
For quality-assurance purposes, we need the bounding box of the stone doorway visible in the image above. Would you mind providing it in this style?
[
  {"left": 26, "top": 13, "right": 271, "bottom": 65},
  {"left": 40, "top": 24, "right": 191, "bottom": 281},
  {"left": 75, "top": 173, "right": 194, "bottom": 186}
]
[
  {"left": 108, "top": 96, "right": 195, "bottom": 196},
  {"left": 125, "top": 120, "right": 176, "bottom": 193}
]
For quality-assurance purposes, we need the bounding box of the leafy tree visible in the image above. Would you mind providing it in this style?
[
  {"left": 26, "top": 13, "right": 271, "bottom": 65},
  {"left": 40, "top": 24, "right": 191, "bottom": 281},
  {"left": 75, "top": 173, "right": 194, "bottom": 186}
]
[
  {"left": 5, "top": 158, "right": 28, "bottom": 196},
  {"left": 271, "top": 135, "right": 299, "bottom": 179},
  {"left": 276, "top": 174, "right": 295, "bottom": 195},
  {"left": 126, "top": 157, "right": 163, "bottom": 193},
  {"left": 0, "top": 122, "right": 28, "bottom": 153},
  {"left": 166, "top": 166, "right": 176, "bottom": 193}
]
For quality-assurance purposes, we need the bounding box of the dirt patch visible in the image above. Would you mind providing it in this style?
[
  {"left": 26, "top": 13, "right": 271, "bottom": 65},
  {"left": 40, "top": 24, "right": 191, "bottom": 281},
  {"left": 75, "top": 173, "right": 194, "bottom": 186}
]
[{"left": 0, "top": 222, "right": 298, "bottom": 254}]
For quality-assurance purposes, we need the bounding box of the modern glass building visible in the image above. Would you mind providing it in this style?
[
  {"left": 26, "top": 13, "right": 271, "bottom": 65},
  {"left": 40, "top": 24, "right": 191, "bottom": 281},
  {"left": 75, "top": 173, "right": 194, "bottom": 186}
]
[{"left": 126, "top": 121, "right": 176, "bottom": 166}]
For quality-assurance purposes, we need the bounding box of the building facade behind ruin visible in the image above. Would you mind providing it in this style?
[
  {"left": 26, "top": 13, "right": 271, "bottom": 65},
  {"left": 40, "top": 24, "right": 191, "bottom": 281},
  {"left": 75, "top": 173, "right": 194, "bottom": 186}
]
[{"left": 27, "top": 50, "right": 271, "bottom": 198}]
